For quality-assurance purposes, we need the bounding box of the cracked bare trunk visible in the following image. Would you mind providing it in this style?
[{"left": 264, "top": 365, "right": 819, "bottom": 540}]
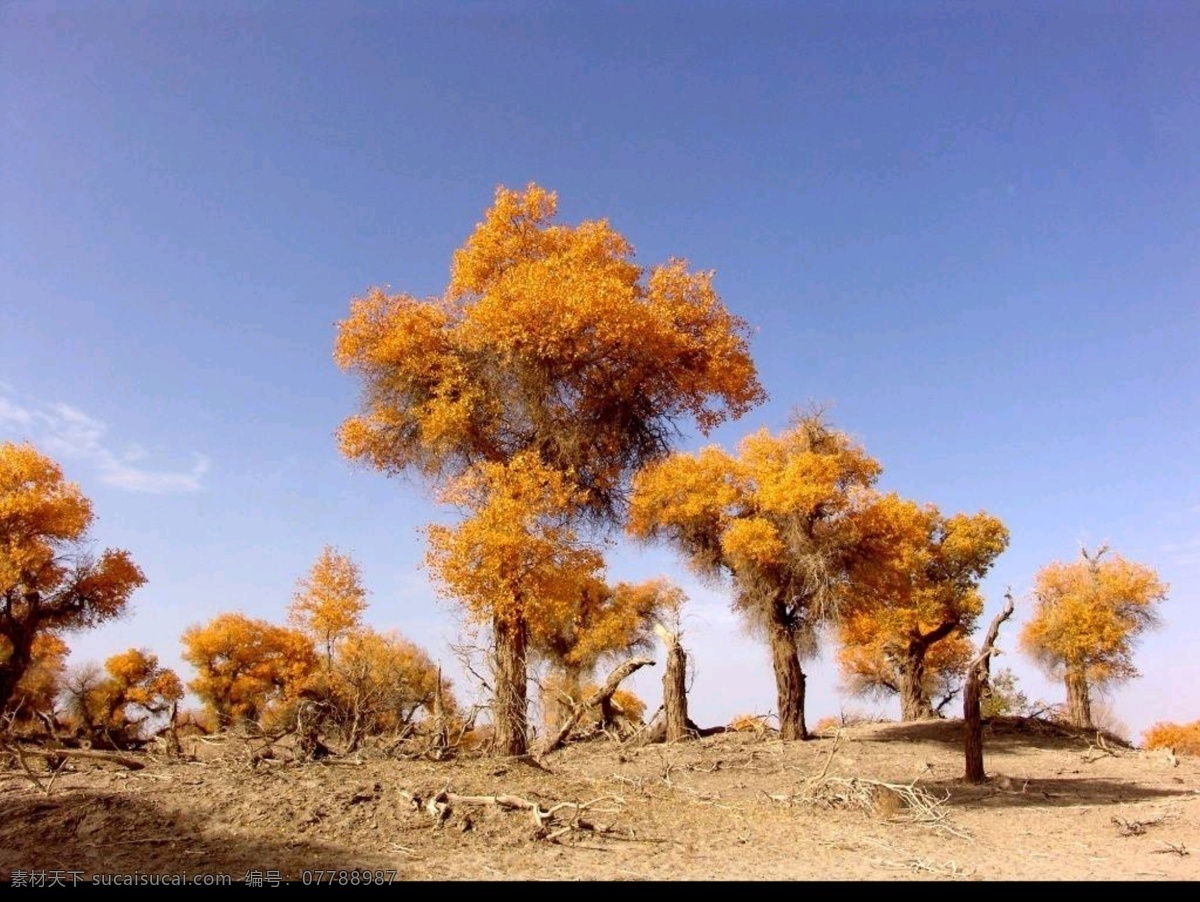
[
  {"left": 663, "top": 636, "right": 689, "bottom": 742},
  {"left": 492, "top": 614, "right": 529, "bottom": 756},
  {"left": 964, "top": 661, "right": 986, "bottom": 783}
]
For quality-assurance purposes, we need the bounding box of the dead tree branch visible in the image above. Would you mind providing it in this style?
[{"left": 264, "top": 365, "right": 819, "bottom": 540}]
[
  {"left": 964, "top": 591, "right": 1015, "bottom": 783},
  {"left": 399, "top": 788, "right": 632, "bottom": 843},
  {"left": 540, "top": 657, "right": 654, "bottom": 755}
]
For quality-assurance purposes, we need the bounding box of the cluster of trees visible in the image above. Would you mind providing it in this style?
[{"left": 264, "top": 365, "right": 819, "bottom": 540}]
[
  {"left": 0, "top": 448, "right": 448, "bottom": 749},
  {"left": 0, "top": 185, "right": 1175, "bottom": 763},
  {"left": 0, "top": 441, "right": 170, "bottom": 747},
  {"left": 181, "top": 546, "right": 452, "bottom": 750},
  {"left": 333, "top": 184, "right": 1172, "bottom": 749}
]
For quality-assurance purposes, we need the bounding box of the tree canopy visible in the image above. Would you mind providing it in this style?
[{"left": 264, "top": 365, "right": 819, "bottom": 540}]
[
  {"left": 181, "top": 612, "right": 317, "bottom": 729},
  {"left": 336, "top": 184, "right": 765, "bottom": 755},
  {"left": 0, "top": 441, "right": 146, "bottom": 712},
  {"left": 333, "top": 183, "right": 764, "bottom": 520},
  {"left": 628, "top": 412, "right": 882, "bottom": 739},
  {"left": 289, "top": 545, "right": 368, "bottom": 668},
  {"left": 1020, "top": 545, "right": 1167, "bottom": 728},
  {"left": 838, "top": 496, "right": 1009, "bottom": 720}
]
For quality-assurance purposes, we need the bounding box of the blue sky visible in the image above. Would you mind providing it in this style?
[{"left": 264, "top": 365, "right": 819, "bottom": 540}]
[{"left": 2, "top": 1, "right": 1197, "bottom": 740}]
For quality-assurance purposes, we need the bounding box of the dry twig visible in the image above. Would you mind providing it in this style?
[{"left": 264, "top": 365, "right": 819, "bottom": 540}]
[
  {"left": 1111, "top": 815, "right": 1165, "bottom": 837},
  {"left": 400, "top": 787, "right": 635, "bottom": 844}
]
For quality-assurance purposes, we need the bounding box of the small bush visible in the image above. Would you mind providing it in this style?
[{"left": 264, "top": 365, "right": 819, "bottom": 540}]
[
  {"left": 729, "top": 713, "right": 774, "bottom": 734},
  {"left": 1142, "top": 720, "right": 1200, "bottom": 756}
]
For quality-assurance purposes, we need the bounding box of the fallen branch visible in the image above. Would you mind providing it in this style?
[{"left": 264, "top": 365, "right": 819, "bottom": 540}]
[
  {"left": 2, "top": 742, "right": 69, "bottom": 794},
  {"left": 781, "top": 750, "right": 971, "bottom": 840},
  {"left": 1112, "top": 815, "right": 1165, "bottom": 837},
  {"left": 540, "top": 658, "right": 654, "bottom": 755},
  {"left": 6, "top": 745, "right": 146, "bottom": 771},
  {"left": 401, "top": 788, "right": 632, "bottom": 843}
]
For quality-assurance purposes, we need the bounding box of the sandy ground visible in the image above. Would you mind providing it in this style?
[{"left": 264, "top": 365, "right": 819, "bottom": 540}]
[{"left": 1, "top": 719, "right": 1197, "bottom": 882}]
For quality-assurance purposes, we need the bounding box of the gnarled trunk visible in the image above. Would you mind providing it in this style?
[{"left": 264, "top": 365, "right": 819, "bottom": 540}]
[
  {"left": 964, "top": 594, "right": 1014, "bottom": 783},
  {"left": 768, "top": 604, "right": 807, "bottom": 740},
  {"left": 1065, "top": 665, "right": 1092, "bottom": 730},
  {"left": 492, "top": 614, "right": 529, "bottom": 756},
  {"left": 896, "top": 645, "right": 935, "bottom": 721}
]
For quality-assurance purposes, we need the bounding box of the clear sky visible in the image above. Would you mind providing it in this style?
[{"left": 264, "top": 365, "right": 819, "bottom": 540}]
[{"left": 2, "top": 1, "right": 1197, "bottom": 741}]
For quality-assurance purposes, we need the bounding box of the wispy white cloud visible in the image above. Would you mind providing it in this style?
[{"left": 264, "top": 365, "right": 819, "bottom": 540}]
[
  {"left": 0, "top": 397, "right": 34, "bottom": 425},
  {"left": 1161, "top": 536, "right": 1200, "bottom": 567},
  {"left": 0, "top": 390, "right": 209, "bottom": 494}
]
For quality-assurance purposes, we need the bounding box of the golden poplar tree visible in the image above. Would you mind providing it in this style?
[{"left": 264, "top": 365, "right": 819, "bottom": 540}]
[
  {"left": 628, "top": 413, "right": 880, "bottom": 740},
  {"left": 838, "top": 496, "right": 1009, "bottom": 720},
  {"left": 329, "top": 628, "right": 452, "bottom": 749},
  {"left": 181, "top": 613, "right": 317, "bottom": 728},
  {"left": 65, "top": 648, "right": 183, "bottom": 745},
  {"left": 288, "top": 546, "right": 368, "bottom": 669},
  {"left": 1020, "top": 546, "right": 1167, "bottom": 729},
  {"left": 335, "top": 184, "right": 764, "bottom": 755},
  {"left": 0, "top": 442, "right": 146, "bottom": 712}
]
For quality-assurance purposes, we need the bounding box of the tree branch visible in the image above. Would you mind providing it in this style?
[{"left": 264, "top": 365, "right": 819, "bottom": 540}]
[{"left": 540, "top": 657, "right": 654, "bottom": 755}]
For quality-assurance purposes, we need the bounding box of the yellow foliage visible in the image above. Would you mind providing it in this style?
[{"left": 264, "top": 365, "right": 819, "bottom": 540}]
[
  {"left": 424, "top": 453, "right": 604, "bottom": 632},
  {"left": 534, "top": 576, "right": 683, "bottom": 676},
  {"left": 103, "top": 648, "right": 184, "bottom": 715},
  {"left": 0, "top": 442, "right": 146, "bottom": 711},
  {"left": 609, "top": 688, "right": 646, "bottom": 724},
  {"left": 329, "top": 628, "right": 452, "bottom": 734},
  {"left": 61, "top": 648, "right": 182, "bottom": 743},
  {"left": 836, "top": 496, "right": 1008, "bottom": 711},
  {"left": 181, "top": 613, "right": 317, "bottom": 728},
  {"left": 811, "top": 715, "right": 842, "bottom": 735},
  {"left": 628, "top": 412, "right": 881, "bottom": 629},
  {"left": 729, "top": 713, "right": 774, "bottom": 733},
  {"left": 289, "top": 546, "right": 368, "bottom": 665},
  {"left": 1020, "top": 547, "right": 1167, "bottom": 687},
  {"left": 1142, "top": 721, "right": 1200, "bottom": 756},
  {"left": 3, "top": 632, "right": 69, "bottom": 718},
  {"left": 334, "top": 183, "right": 765, "bottom": 518}
]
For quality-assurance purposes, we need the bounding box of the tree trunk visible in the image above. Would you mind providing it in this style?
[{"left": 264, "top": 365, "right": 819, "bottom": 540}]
[
  {"left": 492, "top": 614, "right": 529, "bottom": 757},
  {"left": 963, "top": 665, "right": 985, "bottom": 783},
  {"left": 964, "top": 593, "right": 1014, "bottom": 784},
  {"left": 1065, "top": 666, "right": 1092, "bottom": 730},
  {"left": 432, "top": 665, "right": 448, "bottom": 750},
  {"left": 767, "top": 608, "right": 807, "bottom": 741},
  {"left": 897, "top": 645, "right": 935, "bottom": 721},
  {"left": 0, "top": 624, "right": 36, "bottom": 714},
  {"left": 663, "top": 636, "right": 689, "bottom": 742}
]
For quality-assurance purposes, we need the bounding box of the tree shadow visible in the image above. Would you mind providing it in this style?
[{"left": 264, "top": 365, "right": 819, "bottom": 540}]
[
  {"left": 926, "top": 775, "right": 1194, "bottom": 809},
  {"left": 860, "top": 716, "right": 1126, "bottom": 753},
  {"left": 0, "top": 788, "right": 404, "bottom": 882}
]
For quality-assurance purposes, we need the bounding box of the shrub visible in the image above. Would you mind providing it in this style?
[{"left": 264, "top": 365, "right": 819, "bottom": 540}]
[{"left": 1142, "top": 720, "right": 1200, "bottom": 756}]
